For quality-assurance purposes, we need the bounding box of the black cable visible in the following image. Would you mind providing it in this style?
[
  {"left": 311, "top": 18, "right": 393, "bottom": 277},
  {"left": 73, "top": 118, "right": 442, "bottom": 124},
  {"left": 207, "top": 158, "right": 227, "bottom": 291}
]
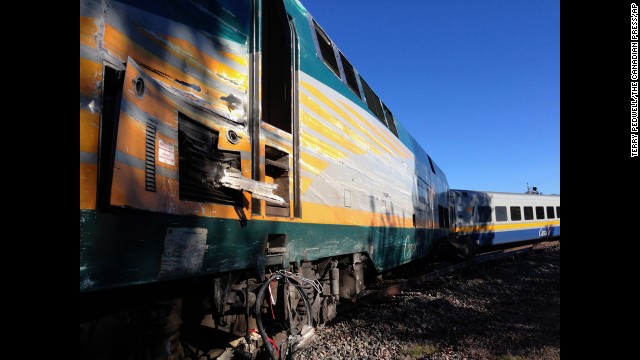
[{"left": 255, "top": 274, "right": 312, "bottom": 360}]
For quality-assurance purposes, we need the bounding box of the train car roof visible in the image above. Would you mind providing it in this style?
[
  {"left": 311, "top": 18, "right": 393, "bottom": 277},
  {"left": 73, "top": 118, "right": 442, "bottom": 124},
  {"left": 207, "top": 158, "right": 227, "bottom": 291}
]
[{"left": 451, "top": 189, "right": 560, "bottom": 199}]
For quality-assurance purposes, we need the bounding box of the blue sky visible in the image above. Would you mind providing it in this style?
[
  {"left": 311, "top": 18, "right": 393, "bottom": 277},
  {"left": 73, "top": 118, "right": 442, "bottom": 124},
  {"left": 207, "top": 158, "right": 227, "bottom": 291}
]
[{"left": 301, "top": 0, "right": 560, "bottom": 195}]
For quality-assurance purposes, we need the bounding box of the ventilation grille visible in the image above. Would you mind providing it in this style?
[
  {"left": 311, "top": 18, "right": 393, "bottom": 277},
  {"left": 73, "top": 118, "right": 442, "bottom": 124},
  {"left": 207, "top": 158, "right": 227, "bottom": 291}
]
[{"left": 145, "top": 122, "right": 156, "bottom": 192}]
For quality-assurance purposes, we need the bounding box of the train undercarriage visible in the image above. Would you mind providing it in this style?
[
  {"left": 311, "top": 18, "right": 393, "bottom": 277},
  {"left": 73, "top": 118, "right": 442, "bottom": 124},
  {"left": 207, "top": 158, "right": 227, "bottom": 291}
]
[{"left": 80, "top": 252, "right": 371, "bottom": 360}]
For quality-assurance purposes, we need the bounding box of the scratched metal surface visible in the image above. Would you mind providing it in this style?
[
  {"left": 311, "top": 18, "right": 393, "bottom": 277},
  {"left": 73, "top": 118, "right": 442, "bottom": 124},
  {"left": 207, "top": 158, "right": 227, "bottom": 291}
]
[{"left": 80, "top": 0, "right": 452, "bottom": 292}]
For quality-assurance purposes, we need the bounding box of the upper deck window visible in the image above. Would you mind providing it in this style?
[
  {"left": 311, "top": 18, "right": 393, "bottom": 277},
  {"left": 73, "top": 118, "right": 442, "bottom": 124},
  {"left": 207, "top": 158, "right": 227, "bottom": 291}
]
[
  {"left": 382, "top": 103, "right": 399, "bottom": 138},
  {"left": 313, "top": 20, "right": 340, "bottom": 77},
  {"left": 359, "top": 76, "right": 386, "bottom": 125},
  {"left": 427, "top": 156, "right": 436, "bottom": 174},
  {"left": 556, "top": 206, "right": 560, "bottom": 218},
  {"left": 536, "top": 206, "right": 545, "bottom": 219},
  {"left": 339, "top": 51, "right": 360, "bottom": 97},
  {"left": 309, "top": 16, "right": 401, "bottom": 140}
]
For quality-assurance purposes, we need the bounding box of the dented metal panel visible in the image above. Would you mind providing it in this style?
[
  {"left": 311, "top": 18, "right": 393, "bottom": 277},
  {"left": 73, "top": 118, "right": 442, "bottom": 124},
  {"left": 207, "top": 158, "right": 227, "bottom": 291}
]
[
  {"left": 80, "top": 0, "right": 454, "bottom": 293},
  {"left": 105, "top": 56, "right": 263, "bottom": 218},
  {"left": 80, "top": 0, "right": 254, "bottom": 217},
  {"left": 103, "top": 0, "right": 251, "bottom": 124}
]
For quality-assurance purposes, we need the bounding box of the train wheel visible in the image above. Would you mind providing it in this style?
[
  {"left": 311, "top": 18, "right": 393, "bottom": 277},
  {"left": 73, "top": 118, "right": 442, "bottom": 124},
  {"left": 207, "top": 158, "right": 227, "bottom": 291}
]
[{"left": 255, "top": 273, "right": 314, "bottom": 360}]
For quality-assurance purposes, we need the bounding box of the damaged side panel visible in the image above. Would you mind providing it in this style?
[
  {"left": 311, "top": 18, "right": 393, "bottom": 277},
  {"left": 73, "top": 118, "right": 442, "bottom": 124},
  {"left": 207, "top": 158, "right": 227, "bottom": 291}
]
[
  {"left": 82, "top": 0, "right": 280, "bottom": 219},
  {"left": 111, "top": 58, "right": 282, "bottom": 215},
  {"left": 177, "top": 114, "right": 243, "bottom": 206},
  {"left": 103, "top": 0, "right": 251, "bottom": 124},
  {"left": 219, "top": 166, "right": 286, "bottom": 206},
  {"left": 178, "top": 114, "right": 285, "bottom": 206}
]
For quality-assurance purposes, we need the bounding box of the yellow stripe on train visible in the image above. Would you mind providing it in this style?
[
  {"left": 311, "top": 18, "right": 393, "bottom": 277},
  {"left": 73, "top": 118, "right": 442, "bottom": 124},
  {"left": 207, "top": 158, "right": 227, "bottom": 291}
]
[
  {"left": 457, "top": 220, "right": 561, "bottom": 233},
  {"left": 301, "top": 81, "right": 412, "bottom": 159}
]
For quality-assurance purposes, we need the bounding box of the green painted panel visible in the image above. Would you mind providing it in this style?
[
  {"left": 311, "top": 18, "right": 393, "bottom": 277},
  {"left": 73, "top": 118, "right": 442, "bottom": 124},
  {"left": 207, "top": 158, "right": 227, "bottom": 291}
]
[{"left": 80, "top": 209, "right": 448, "bottom": 292}]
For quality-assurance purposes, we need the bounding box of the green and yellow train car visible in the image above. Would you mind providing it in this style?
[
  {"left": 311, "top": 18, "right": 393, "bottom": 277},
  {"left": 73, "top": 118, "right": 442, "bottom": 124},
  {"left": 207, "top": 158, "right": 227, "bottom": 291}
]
[{"left": 80, "top": 0, "right": 452, "bottom": 358}]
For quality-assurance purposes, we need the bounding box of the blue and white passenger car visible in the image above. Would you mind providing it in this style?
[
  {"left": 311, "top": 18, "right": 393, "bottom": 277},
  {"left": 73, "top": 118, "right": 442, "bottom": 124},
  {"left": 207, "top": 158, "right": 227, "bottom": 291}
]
[{"left": 451, "top": 190, "right": 560, "bottom": 246}]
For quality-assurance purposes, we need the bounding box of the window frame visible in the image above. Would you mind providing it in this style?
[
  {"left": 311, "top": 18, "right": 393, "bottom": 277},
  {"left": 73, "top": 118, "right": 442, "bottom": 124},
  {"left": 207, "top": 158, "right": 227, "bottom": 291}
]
[
  {"left": 359, "top": 76, "right": 387, "bottom": 125},
  {"left": 546, "top": 206, "right": 555, "bottom": 219},
  {"left": 339, "top": 51, "right": 362, "bottom": 99},
  {"left": 510, "top": 206, "right": 522, "bottom": 221},
  {"left": 306, "top": 14, "right": 401, "bottom": 139},
  {"left": 310, "top": 19, "right": 340, "bottom": 78},
  {"left": 381, "top": 102, "right": 399, "bottom": 138},
  {"left": 523, "top": 206, "right": 534, "bottom": 220},
  {"left": 495, "top": 206, "right": 508, "bottom": 222}
]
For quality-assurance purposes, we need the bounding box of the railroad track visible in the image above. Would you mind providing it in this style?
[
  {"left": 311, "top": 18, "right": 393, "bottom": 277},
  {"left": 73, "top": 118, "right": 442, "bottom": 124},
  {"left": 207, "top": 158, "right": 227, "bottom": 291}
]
[{"left": 338, "top": 240, "right": 560, "bottom": 315}]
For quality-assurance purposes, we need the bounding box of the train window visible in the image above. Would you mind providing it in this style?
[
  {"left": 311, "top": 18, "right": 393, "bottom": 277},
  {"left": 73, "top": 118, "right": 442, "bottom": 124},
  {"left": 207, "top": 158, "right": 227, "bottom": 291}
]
[
  {"left": 313, "top": 20, "right": 340, "bottom": 77},
  {"left": 359, "top": 76, "right": 387, "bottom": 125},
  {"left": 535, "top": 206, "right": 545, "bottom": 219},
  {"left": 427, "top": 156, "right": 436, "bottom": 174},
  {"left": 546, "top": 206, "right": 555, "bottom": 219},
  {"left": 339, "top": 51, "right": 360, "bottom": 97},
  {"left": 495, "top": 206, "right": 508, "bottom": 222},
  {"left": 477, "top": 206, "right": 492, "bottom": 223},
  {"left": 556, "top": 206, "right": 560, "bottom": 218},
  {"left": 510, "top": 206, "right": 522, "bottom": 221},
  {"left": 524, "top": 206, "right": 534, "bottom": 220},
  {"left": 381, "top": 103, "right": 400, "bottom": 138}
]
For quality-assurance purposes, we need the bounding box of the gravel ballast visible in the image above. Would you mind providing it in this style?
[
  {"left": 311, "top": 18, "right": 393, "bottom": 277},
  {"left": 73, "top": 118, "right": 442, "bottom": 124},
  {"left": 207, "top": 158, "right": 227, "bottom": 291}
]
[{"left": 293, "top": 246, "right": 560, "bottom": 360}]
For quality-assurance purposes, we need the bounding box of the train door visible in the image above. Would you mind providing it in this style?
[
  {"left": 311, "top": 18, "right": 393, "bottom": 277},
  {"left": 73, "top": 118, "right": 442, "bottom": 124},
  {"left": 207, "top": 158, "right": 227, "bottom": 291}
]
[{"left": 251, "top": 0, "right": 301, "bottom": 218}]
